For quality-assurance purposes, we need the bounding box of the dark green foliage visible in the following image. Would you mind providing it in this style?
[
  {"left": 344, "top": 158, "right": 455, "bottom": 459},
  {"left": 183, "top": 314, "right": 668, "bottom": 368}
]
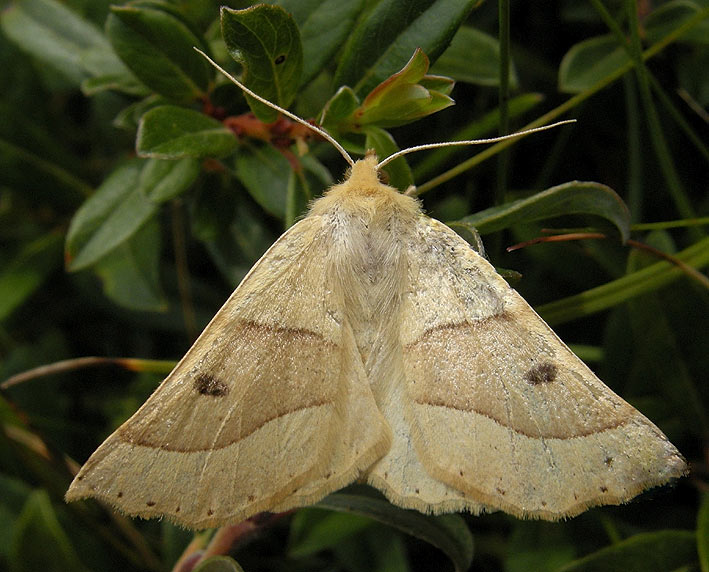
[{"left": 0, "top": 1, "right": 706, "bottom": 571}]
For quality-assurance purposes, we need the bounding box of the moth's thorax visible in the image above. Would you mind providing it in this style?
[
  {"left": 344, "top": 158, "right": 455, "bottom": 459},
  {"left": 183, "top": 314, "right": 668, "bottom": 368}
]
[{"left": 311, "top": 156, "right": 420, "bottom": 372}]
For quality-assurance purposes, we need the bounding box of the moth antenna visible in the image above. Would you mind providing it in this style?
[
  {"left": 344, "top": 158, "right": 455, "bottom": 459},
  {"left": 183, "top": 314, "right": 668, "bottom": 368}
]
[
  {"left": 377, "top": 120, "right": 576, "bottom": 169},
  {"left": 195, "top": 48, "right": 355, "bottom": 167}
]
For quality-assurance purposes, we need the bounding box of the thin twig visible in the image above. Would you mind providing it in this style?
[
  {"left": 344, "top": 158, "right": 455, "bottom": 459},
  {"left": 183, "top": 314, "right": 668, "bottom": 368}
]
[{"left": 1, "top": 356, "right": 175, "bottom": 389}]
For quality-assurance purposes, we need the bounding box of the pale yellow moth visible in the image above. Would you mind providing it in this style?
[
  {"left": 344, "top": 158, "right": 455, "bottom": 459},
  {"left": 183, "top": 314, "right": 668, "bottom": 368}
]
[{"left": 66, "top": 51, "right": 687, "bottom": 529}]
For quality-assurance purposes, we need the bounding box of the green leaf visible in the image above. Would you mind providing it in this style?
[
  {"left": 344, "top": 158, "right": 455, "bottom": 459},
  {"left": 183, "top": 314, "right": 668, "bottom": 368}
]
[
  {"left": 457, "top": 181, "right": 631, "bottom": 241},
  {"left": 0, "top": 233, "right": 63, "bottom": 322},
  {"left": 193, "top": 556, "right": 245, "bottom": 572},
  {"left": 505, "top": 521, "right": 575, "bottom": 572},
  {"left": 317, "top": 493, "right": 474, "bottom": 572},
  {"left": 334, "top": 0, "right": 475, "bottom": 96},
  {"left": 139, "top": 157, "right": 201, "bottom": 203},
  {"left": 235, "top": 144, "right": 292, "bottom": 219},
  {"left": 289, "top": 509, "right": 376, "bottom": 557},
  {"left": 67, "top": 157, "right": 199, "bottom": 279},
  {"left": 10, "top": 490, "right": 87, "bottom": 572},
  {"left": 320, "top": 86, "right": 361, "bottom": 128},
  {"left": 538, "top": 236, "right": 709, "bottom": 325},
  {"left": 623, "top": 233, "right": 709, "bottom": 435},
  {"left": 191, "top": 174, "right": 275, "bottom": 283},
  {"left": 137, "top": 105, "right": 237, "bottom": 159},
  {"left": 93, "top": 217, "right": 166, "bottom": 311},
  {"left": 364, "top": 127, "right": 414, "bottom": 191},
  {"left": 0, "top": 0, "right": 125, "bottom": 87},
  {"left": 80, "top": 73, "right": 148, "bottom": 97},
  {"left": 66, "top": 161, "right": 158, "bottom": 271},
  {"left": 645, "top": 1, "right": 709, "bottom": 46},
  {"left": 697, "top": 491, "right": 709, "bottom": 572},
  {"left": 431, "top": 26, "right": 518, "bottom": 87},
  {"left": 278, "top": 0, "right": 366, "bottom": 84},
  {"left": 558, "top": 35, "right": 631, "bottom": 94},
  {"left": 221, "top": 5, "right": 303, "bottom": 122},
  {"left": 557, "top": 530, "right": 696, "bottom": 572},
  {"left": 0, "top": 98, "right": 91, "bottom": 203},
  {"left": 351, "top": 49, "right": 454, "bottom": 129},
  {"left": 107, "top": 2, "right": 210, "bottom": 103},
  {"left": 285, "top": 155, "right": 333, "bottom": 227},
  {"left": 113, "top": 94, "right": 168, "bottom": 131}
]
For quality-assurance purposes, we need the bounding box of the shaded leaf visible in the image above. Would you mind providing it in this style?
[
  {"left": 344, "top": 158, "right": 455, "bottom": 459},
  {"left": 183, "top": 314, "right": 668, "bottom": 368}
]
[
  {"left": 698, "top": 491, "right": 709, "bottom": 572},
  {"left": 107, "top": 2, "right": 210, "bottom": 102},
  {"left": 0, "top": 139, "right": 88, "bottom": 208},
  {"left": 93, "top": 218, "right": 166, "bottom": 311},
  {"left": 558, "top": 35, "right": 630, "bottom": 94},
  {"left": 432, "top": 25, "right": 518, "bottom": 87},
  {"left": 137, "top": 105, "right": 237, "bottom": 159},
  {"left": 538, "top": 236, "right": 709, "bottom": 324},
  {"left": 623, "top": 232, "right": 708, "bottom": 435},
  {"left": 0, "top": 233, "right": 63, "bottom": 321},
  {"left": 329, "top": 525, "right": 410, "bottom": 572},
  {"left": 558, "top": 530, "right": 696, "bottom": 572},
  {"left": 113, "top": 94, "right": 169, "bottom": 131},
  {"left": 65, "top": 161, "right": 158, "bottom": 271},
  {"left": 80, "top": 72, "right": 148, "bottom": 97},
  {"left": 191, "top": 177, "right": 275, "bottom": 284},
  {"left": 364, "top": 127, "right": 414, "bottom": 191},
  {"left": 0, "top": 233, "right": 63, "bottom": 322},
  {"left": 222, "top": 5, "right": 303, "bottom": 122},
  {"left": 335, "top": 0, "right": 475, "bottom": 96},
  {"left": 9, "top": 490, "right": 87, "bottom": 572},
  {"left": 645, "top": 0, "right": 709, "bottom": 46},
  {"left": 0, "top": 0, "right": 125, "bottom": 87},
  {"left": 458, "top": 181, "right": 631, "bottom": 241},
  {"left": 285, "top": 154, "right": 333, "bottom": 227},
  {"left": 317, "top": 493, "right": 473, "bottom": 572},
  {"left": 235, "top": 144, "right": 292, "bottom": 218},
  {"left": 193, "top": 556, "right": 245, "bottom": 572},
  {"left": 139, "top": 157, "right": 201, "bottom": 203},
  {"left": 289, "top": 508, "right": 375, "bottom": 557},
  {"left": 278, "top": 0, "right": 365, "bottom": 84},
  {"left": 505, "top": 521, "right": 575, "bottom": 572}
]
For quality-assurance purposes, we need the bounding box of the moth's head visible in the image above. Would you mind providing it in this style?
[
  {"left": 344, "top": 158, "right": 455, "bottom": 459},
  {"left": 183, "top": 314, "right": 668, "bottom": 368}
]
[{"left": 347, "top": 154, "right": 386, "bottom": 193}]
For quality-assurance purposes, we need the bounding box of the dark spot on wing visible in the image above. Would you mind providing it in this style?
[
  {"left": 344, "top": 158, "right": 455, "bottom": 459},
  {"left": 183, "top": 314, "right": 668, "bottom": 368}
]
[
  {"left": 600, "top": 486, "right": 608, "bottom": 493},
  {"left": 524, "top": 362, "right": 558, "bottom": 385},
  {"left": 194, "top": 374, "right": 229, "bottom": 397},
  {"left": 605, "top": 456, "right": 614, "bottom": 467},
  {"left": 146, "top": 501, "right": 155, "bottom": 507},
  {"left": 496, "top": 487, "right": 506, "bottom": 496},
  {"left": 117, "top": 492, "right": 123, "bottom": 498}
]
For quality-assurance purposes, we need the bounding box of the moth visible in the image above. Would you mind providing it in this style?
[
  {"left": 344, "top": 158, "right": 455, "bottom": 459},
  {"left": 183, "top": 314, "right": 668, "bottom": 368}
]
[{"left": 66, "top": 52, "right": 687, "bottom": 529}]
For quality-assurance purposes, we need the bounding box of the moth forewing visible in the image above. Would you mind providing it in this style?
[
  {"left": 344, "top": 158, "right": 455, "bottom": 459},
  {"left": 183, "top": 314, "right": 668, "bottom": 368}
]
[
  {"left": 66, "top": 210, "right": 391, "bottom": 528},
  {"left": 397, "top": 218, "right": 686, "bottom": 518}
]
